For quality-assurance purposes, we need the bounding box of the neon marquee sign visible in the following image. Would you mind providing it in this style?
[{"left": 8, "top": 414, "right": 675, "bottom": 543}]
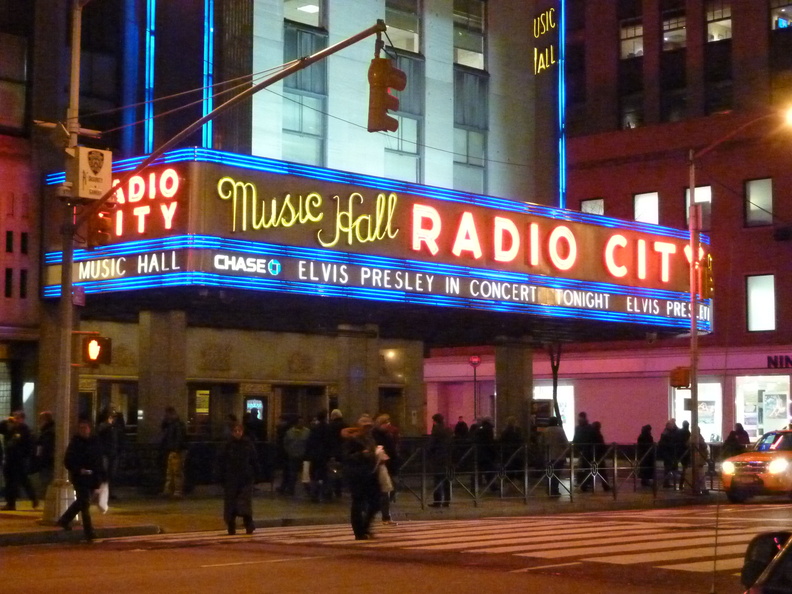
[{"left": 43, "top": 148, "right": 711, "bottom": 332}]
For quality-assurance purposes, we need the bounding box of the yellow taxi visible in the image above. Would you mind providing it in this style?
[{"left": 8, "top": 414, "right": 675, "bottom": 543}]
[{"left": 721, "top": 430, "right": 792, "bottom": 504}]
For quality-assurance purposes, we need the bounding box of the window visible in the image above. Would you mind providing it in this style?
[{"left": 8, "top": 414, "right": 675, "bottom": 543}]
[
  {"left": 386, "top": 0, "right": 420, "bottom": 53},
  {"left": 662, "top": 5, "right": 686, "bottom": 51},
  {"left": 20, "top": 232, "right": 27, "bottom": 255},
  {"left": 686, "top": 185, "right": 712, "bottom": 230},
  {"left": 771, "top": 0, "right": 792, "bottom": 30},
  {"left": 661, "top": 88, "right": 687, "bottom": 122},
  {"left": 0, "top": 33, "right": 28, "bottom": 131},
  {"left": 706, "top": 0, "right": 731, "bottom": 41},
  {"left": 620, "top": 18, "right": 644, "bottom": 59},
  {"left": 580, "top": 198, "right": 604, "bottom": 215},
  {"left": 634, "top": 192, "right": 659, "bottom": 224},
  {"left": 5, "top": 231, "right": 12, "bottom": 253},
  {"left": 283, "top": 24, "right": 327, "bottom": 166},
  {"left": 735, "top": 376, "right": 791, "bottom": 438},
  {"left": 19, "top": 269, "right": 26, "bottom": 299},
  {"left": 747, "top": 275, "right": 775, "bottom": 332},
  {"left": 283, "top": 0, "right": 322, "bottom": 27},
  {"left": 384, "top": 54, "right": 423, "bottom": 183},
  {"left": 621, "top": 94, "right": 644, "bottom": 129},
  {"left": 454, "top": 68, "right": 488, "bottom": 193},
  {"left": 454, "top": 0, "right": 485, "bottom": 69},
  {"left": 4, "top": 268, "right": 11, "bottom": 298},
  {"left": 745, "top": 178, "right": 773, "bottom": 227}
]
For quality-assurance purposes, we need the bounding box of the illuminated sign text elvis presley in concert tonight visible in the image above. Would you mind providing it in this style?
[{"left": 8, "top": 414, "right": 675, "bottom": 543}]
[{"left": 43, "top": 152, "right": 711, "bottom": 330}]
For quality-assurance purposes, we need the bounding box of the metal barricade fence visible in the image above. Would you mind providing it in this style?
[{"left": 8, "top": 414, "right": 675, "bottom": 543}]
[{"left": 114, "top": 438, "right": 722, "bottom": 502}]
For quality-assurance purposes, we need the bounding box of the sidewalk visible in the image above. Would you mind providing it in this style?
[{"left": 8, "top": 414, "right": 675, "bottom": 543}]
[{"left": 0, "top": 483, "right": 717, "bottom": 547}]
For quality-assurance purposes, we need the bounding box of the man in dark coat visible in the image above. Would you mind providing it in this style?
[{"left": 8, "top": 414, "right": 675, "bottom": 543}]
[
  {"left": 341, "top": 415, "right": 381, "bottom": 540},
  {"left": 58, "top": 419, "right": 106, "bottom": 541},
  {"left": 35, "top": 411, "right": 56, "bottom": 495},
  {"left": 305, "top": 409, "right": 333, "bottom": 502},
  {"left": 1, "top": 412, "right": 38, "bottom": 510},
  {"left": 215, "top": 423, "right": 259, "bottom": 535},
  {"left": 572, "top": 411, "right": 595, "bottom": 491},
  {"left": 160, "top": 406, "right": 187, "bottom": 497},
  {"left": 427, "top": 413, "right": 453, "bottom": 507},
  {"left": 636, "top": 424, "right": 656, "bottom": 487}
]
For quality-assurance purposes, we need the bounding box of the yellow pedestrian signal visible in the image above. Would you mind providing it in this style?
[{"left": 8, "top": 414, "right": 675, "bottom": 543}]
[
  {"left": 86, "top": 202, "right": 116, "bottom": 249},
  {"left": 367, "top": 57, "right": 406, "bottom": 133},
  {"left": 669, "top": 366, "right": 691, "bottom": 388},
  {"left": 82, "top": 336, "right": 112, "bottom": 365}
]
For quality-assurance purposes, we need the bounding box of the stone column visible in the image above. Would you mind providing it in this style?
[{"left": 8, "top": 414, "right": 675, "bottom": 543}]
[
  {"left": 138, "top": 310, "right": 187, "bottom": 443},
  {"left": 494, "top": 338, "right": 534, "bottom": 435},
  {"left": 335, "top": 324, "right": 380, "bottom": 419}
]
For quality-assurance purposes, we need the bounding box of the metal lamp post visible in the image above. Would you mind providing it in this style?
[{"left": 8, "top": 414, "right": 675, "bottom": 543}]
[
  {"left": 685, "top": 107, "right": 792, "bottom": 494},
  {"left": 469, "top": 355, "right": 481, "bottom": 421}
]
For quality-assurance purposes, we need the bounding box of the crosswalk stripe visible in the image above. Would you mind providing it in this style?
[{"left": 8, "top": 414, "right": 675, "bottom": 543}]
[
  {"left": 464, "top": 528, "right": 746, "bottom": 555},
  {"left": 517, "top": 531, "right": 755, "bottom": 559},
  {"left": 361, "top": 521, "right": 663, "bottom": 549},
  {"left": 658, "top": 557, "right": 747, "bottom": 572},
  {"left": 585, "top": 543, "right": 747, "bottom": 564},
  {"left": 408, "top": 525, "right": 686, "bottom": 552}
]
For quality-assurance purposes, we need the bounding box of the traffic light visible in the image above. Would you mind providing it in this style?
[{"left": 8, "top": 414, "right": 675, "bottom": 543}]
[
  {"left": 82, "top": 336, "right": 112, "bottom": 365},
  {"left": 699, "top": 253, "right": 714, "bottom": 299},
  {"left": 367, "top": 57, "right": 407, "bottom": 133},
  {"left": 669, "top": 366, "right": 691, "bottom": 389},
  {"left": 86, "top": 202, "right": 116, "bottom": 249}
]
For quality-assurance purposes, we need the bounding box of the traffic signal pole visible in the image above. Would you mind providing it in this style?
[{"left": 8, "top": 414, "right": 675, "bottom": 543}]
[{"left": 43, "top": 13, "right": 390, "bottom": 523}]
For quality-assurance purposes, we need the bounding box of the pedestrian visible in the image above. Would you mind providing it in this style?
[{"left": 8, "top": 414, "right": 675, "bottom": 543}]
[
  {"left": 591, "top": 421, "right": 611, "bottom": 491},
  {"left": 572, "top": 411, "right": 594, "bottom": 491},
  {"left": 453, "top": 416, "right": 469, "bottom": 439},
  {"left": 657, "top": 419, "right": 679, "bottom": 488},
  {"left": 244, "top": 407, "right": 265, "bottom": 442},
  {"left": 499, "top": 416, "right": 524, "bottom": 482},
  {"left": 675, "top": 420, "right": 691, "bottom": 490},
  {"left": 471, "top": 416, "right": 496, "bottom": 489},
  {"left": 427, "top": 413, "right": 453, "bottom": 507},
  {"left": 97, "top": 409, "right": 125, "bottom": 500},
  {"left": 327, "top": 409, "right": 347, "bottom": 498},
  {"left": 215, "top": 422, "right": 259, "bottom": 535},
  {"left": 636, "top": 424, "right": 655, "bottom": 487},
  {"left": 305, "top": 409, "right": 333, "bottom": 502},
  {"left": 279, "top": 416, "right": 309, "bottom": 496},
  {"left": 159, "top": 406, "right": 187, "bottom": 498},
  {"left": 0, "top": 411, "right": 38, "bottom": 510},
  {"left": 35, "top": 411, "right": 56, "bottom": 496},
  {"left": 57, "top": 419, "right": 105, "bottom": 542},
  {"left": 684, "top": 425, "right": 709, "bottom": 494},
  {"left": 542, "top": 416, "right": 569, "bottom": 496},
  {"left": 373, "top": 414, "right": 400, "bottom": 525},
  {"left": 341, "top": 415, "right": 381, "bottom": 540},
  {"left": 733, "top": 423, "right": 751, "bottom": 446},
  {"left": 721, "top": 430, "right": 743, "bottom": 459}
]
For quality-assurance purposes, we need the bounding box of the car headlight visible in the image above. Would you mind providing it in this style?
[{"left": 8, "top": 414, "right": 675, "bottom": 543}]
[
  {"left": 768, "top": 458, "right": 789, "bottom": 475},
  {"left": 722, "top": 460, "right": 735, "bottom": 475}
]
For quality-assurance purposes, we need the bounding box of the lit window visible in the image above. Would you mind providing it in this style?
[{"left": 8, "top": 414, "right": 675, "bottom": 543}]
[
  {"left": 747, "top": 275, "right": 775, "bottom": 332},
  {"left": 454, "top": 0, "right": 485, "bottom": 69},
  {"left": 386, "top": 0, "right": 420, "bottom": 53},
  {"left": 771, "top": 0, "right": 792, "bottom": 30},
  {"left": 686, "top": 185, "right": 712, "bottom": 230},
  {"left": 634, "top": 192, "right": 659, "bottom": 224},
  {"left": 745, "top": 178, "right": 773, "bottom": 227},
  {"left": 453, "top": 67, "right": 487, "bottom": 194},
  {"left": 662, "top": 8, "right": 686, "bottom": 51},
  {"left": 620, "top": 17, "right": 643, "bottom": 59},
  {"left": 283, "top": 0, "right": 322, "bottom": 27},
  {"left": 706, "top": 0, "right": 732, "bottom": 41},
  {"left": 580, "top": 198, "right": 604, "bottom": 215}
]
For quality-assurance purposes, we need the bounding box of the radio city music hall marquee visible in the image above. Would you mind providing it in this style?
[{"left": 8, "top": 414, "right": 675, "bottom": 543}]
[{"left": 44, "top": 149, "right": 712, "bottom": 331}]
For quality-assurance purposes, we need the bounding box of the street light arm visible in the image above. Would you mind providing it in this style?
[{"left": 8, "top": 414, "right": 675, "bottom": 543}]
[
  {"left": 73, "top": 19, "right": 388, "bottom": 228},
  {"left": 691, "top": 110, "right": 788, "bottom": 162}
]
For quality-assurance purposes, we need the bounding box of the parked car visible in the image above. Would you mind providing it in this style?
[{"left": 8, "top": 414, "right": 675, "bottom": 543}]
[
  {"left": 741, "top": 531, "right": 792, "bottom": 593},
  {"left": 721, "top": 430, "right": 792, "bottom": 503}
]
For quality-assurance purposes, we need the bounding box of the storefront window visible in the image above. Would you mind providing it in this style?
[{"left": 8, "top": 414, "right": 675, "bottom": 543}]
[
  {"left": 534, "top": 384, "right": 575, "bottom": 441},
  {"left": 735, "top": 375, "right": 791, "bottom": 439},
  {"left": 673, "top": 382, "right": 722, "bottom": 442}
]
